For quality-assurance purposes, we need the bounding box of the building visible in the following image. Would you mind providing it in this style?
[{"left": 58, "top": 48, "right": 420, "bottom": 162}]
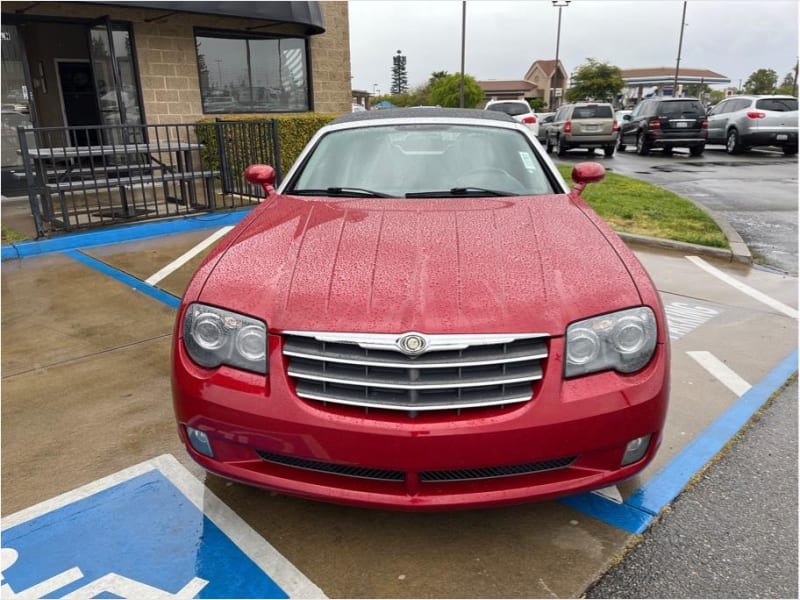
[
  {"left": 478, "top": 59, "right": 569, "bottom": 109},
  {"left": 1, "top": 1, "right": 351, "bottom": 193},
  {"left": 620, "top": 67, "right": 730, "bottom": 106}
]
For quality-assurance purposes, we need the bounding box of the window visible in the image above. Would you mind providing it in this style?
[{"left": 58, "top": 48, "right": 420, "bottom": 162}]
[
  {"left": 195, "top": 29, "right": 309, "bottom": 114},
  {"left": 756, "top": 97, "right": 798, "bottom": 112},
  {"left": 573, "top": 105, "right": 612, "bottom": 119}
]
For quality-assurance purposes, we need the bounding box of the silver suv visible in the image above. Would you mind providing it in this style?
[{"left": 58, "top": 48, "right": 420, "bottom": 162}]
[
  {"left": 546, "top": 102, "right": 618, "bottom": 157},
  {"left": 707, "top": 95, "right": 798, "bottom": 155}
]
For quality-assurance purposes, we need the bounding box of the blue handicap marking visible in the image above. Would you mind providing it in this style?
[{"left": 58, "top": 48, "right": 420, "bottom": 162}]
[{"left": 1, "top": 455, "right": 324, "bottom": 599}]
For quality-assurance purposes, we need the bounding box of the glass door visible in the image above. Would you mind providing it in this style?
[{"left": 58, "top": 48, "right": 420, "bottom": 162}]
[
  {"left": 89, "top": 18, "right": 143, "bottom": 144},
  {"left": 1, "top": 23, "right": 35, "bottom": 193}
]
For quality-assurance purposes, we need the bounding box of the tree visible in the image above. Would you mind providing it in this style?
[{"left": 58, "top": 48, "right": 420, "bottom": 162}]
[
  {"left": 743, "top": 68, "right": 778, "bottom": 94},
  {"left": 564, "top": 58, "right": 624, "bottom": 103},
  {"left": 777, "top": 64, "right": 798, "bottom": 95},
  {"left": 429, "top": 73, "right": 484, "bottom": 108},
  {"left": 391, "top": 51, "right": 408, "bottom": 95},
  {"left": 527, "top": 98, "right": 546, "bottom": 112}
]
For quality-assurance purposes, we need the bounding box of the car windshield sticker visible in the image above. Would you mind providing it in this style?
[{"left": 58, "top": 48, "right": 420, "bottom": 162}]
[{"left": 519, "top": 151, "right": 536, "bottom": 171}]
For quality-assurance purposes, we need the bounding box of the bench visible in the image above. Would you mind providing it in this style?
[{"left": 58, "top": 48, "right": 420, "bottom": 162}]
[{"left": 45, "top": 170, "right": 220, "bottom": 228}]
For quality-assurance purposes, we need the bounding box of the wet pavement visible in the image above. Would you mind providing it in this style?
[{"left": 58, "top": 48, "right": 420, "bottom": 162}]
[{"left": 1, "top": 222, "right": 797, "bottom": 598}]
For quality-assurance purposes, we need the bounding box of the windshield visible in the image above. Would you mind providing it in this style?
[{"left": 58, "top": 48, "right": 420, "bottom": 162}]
[
  {"left": 486, "top": 102, "right": 531, "bottom": 116},
  {"left": 755, "top": 98, "right": 798, "bottom": 112},
  {"left": 573, "top": 105, "right": 613, "bottom": 119},
  {"left": 287, "top": 124, "right": 557, "bottom": 197}
]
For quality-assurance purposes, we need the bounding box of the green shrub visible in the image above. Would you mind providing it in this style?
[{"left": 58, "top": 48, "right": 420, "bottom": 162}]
[{"left": 195, "top": 113, "right": 338, "bottom": 179}]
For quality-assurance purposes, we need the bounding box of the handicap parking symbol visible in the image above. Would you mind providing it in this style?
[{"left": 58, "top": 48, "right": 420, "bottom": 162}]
[{"left": 1, "top": 455, "right": 324, "bottom": 599}]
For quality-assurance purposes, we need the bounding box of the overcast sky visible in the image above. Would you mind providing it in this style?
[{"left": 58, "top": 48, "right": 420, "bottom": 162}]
[{"left": 348, "top": 0, "right": 799, "bottom": 94}]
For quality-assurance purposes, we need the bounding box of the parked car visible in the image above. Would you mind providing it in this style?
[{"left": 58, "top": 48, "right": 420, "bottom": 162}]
[
  {"left": 546, "top": 102, "right": 618, "bottom": 157},
  {"left": 536, "top": 111, "right": 555, "bottom": 143},
  {"left": 618, "top": 97, "right": 707, "bottom": 156},
  {"left": 484, "top": 99, "right": 539, "bottom": 137},
  {"left": 706, "top": 95, "right": 798, "bottom": 155},
  {"left": 614, "top": 109, "right": 632, "bottom": 125},
  {"left": 351, "top": 103, "right": 366, "bottom": 113},
  {"left": 172, "top": 108, "right": 670, "bottom": 510}
]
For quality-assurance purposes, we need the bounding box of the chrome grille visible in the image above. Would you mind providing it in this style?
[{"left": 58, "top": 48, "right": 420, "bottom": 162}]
[{"left": 283, "top": 331, "right": 548, "bottom": 413}]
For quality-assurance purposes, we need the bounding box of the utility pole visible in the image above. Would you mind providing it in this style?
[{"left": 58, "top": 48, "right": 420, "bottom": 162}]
[
  {"left": 459, "top": 1, "right": 466, "bottom": 108},
  {"left": 793, "top": 57, "right": 798, "bottom": 97},
  {"left": 673, "top": 1, "right": 687, "bottom": 96},
  {"left": 551, "top": 1, "right": 570, "bottom": 110}
]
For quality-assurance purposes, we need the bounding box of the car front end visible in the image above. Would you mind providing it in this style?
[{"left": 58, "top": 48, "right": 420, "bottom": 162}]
[{"left": 172, "top": 110, "right": 670, "bottom": 510}]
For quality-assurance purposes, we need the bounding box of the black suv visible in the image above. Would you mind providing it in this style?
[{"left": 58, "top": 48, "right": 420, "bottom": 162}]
[{"left": 618, "top": 97, "right": 708, "bottom": 156}]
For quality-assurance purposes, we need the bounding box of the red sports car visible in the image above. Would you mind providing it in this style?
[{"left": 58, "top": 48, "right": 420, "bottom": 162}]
[{"left": 172, "top": 108, "right": 670, "bottom": 510}]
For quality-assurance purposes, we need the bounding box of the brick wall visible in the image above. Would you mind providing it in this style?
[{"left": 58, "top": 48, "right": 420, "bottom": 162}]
[{"left": 2, "top": 1, "right": 351, "bottom": 124}]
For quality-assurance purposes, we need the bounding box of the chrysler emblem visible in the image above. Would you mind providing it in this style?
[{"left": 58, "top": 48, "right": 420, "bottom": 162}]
[{"left": 397, "top": 332, "right": 427, "bottom": 355}]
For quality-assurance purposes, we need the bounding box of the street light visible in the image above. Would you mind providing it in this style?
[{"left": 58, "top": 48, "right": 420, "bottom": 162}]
[
  {"left": 673, "top": 1, "right": 688, "bottom": 96},
  {"left": 551, "top": 0, "right": 570, "bottom": 110}
]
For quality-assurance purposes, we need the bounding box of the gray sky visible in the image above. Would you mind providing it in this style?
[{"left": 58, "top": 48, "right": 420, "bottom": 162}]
[{"left": 348, "top": 0, "right": 799, "bottom": 94}]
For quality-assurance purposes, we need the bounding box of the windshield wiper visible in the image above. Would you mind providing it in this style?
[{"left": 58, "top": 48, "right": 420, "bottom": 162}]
[
  {"left": 289, "top": 187, "right": 392, "bottom": 198},
  {"left": 406, "top": 187, "right": 516, "bottom": 198}
]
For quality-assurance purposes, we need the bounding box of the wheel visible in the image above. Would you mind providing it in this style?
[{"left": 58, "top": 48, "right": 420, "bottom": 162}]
[
  {"left": 726, "top": 129, "right": 743, "bottom": 154},
  {"left": 783, "top": 146, "right": 798, "bottom": 156},
  {"left": 557, "top": 136, "right": 568, "bottom": 157},
  {"left": 689, "top": 144, "right": 705, "bottom": 157},
  {"left": 617, "top": 136, "right": 626, "bottom": 152},
  {"left": 662, "top": 146, "right": 673, "bottom": 156},
  {"left": 546, "top": 135, "right": 554, "bottom": 154},
  {"left": 636, "top": 132, "right": 650, "bottom": 156},
  {"left": 604, "top": 144, "right": 615, "bottom": 157}
]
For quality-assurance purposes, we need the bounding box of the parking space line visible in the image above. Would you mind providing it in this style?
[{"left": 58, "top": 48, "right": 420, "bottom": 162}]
[
  {"left": 562, "top": 348, "right": 798, "bottom": 533},
  {"left": 64, "top": 250, "right": 180, "bottom": 309},
  {"left": 686, "top": 256, "right": 798, "bottom": 318},
  {"left": 145, "top": 226, "right": 234, "bottom": 285},
  {"left": 687, "top": 351, "right": 752, "bottom": 397}
]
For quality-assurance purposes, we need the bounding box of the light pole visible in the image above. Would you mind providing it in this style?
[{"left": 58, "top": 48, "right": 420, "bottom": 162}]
[
  {"left": 551, "top": 0, "right": 570, "bottom": 110},
  {"left": 459, "top": 1, "right": 466, "bottom": 108}
]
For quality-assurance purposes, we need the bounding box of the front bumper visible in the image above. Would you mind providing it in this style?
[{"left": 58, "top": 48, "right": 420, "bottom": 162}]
[{"left": 172, "top": 337, "right": 669, "bottom": 510}]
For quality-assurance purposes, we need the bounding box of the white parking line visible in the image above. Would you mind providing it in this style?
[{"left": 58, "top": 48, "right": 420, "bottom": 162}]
[
  {"left": 686, "top": 256, "right": 799, "bottom": 319},
  {"left": 687, "top": 351, "right": 752, "bottom": 397},
  {"left": 145, "top": 226, "right": 234, "bottom": 286}
]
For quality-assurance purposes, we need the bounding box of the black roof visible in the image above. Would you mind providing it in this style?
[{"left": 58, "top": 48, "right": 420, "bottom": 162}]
[{"left": 331, "top": 107, "right": 515, "bottom": 126}]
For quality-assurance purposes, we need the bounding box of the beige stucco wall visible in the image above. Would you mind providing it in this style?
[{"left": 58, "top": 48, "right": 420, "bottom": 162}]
[{"left": 2, "top": 1, "right": 351, "bottom": 124}]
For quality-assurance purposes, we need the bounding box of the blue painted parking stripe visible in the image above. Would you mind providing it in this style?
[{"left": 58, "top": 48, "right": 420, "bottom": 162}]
[
  {"left": 2, "top": 209, "right": 250, "bottom": 260},
  {"left": 63, "top": 249, "right": 180, "bottom": 309},
  {"left": 561, "top": 348, "right": 798, "bottom": 533}
]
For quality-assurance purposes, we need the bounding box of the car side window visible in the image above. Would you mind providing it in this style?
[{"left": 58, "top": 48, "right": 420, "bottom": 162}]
[
  {"left": 735, "top": 99, "right": 751, "bottom": 111},
  {"left": 710, "top": 101, "right": 728, "bottom": 115}
]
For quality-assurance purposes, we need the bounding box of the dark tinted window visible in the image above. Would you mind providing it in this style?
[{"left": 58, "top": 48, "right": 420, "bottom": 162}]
[
  {"left": 658, "top": 100, "right": 704, "bottom": 117},
  {"left": 755, "top": 98, "right": 798, "bottom": 112},
  {"left": 486, "top": 102, "right": 531, "bottom": 116},
  {"left": 572, "top": 105, "right": 613, "bottom": 119}
]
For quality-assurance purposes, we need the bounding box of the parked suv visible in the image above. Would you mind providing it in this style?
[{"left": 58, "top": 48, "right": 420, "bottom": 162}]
[
  {"left": 706, "top": 95, "right": 798, "bottom": 155},
  {"left": 484, "top": 99, "right": 539, "bottom": 137},
  {"left": 546, "top": 102, "right": 618, "bottom": 157},
  {"left": 618, "top": 97, "right": 707, "bottom": 156}
]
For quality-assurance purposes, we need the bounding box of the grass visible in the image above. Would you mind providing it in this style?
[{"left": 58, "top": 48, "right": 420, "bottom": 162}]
[
  {"left": 557, "top": 164, "right": 729, "bottom": 249},
  {"left": 1, "top": 223, "right": 30, "bottom": 244}
]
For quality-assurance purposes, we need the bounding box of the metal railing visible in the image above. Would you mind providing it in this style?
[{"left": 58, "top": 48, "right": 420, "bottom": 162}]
[{"left": 17, "top": 120, "right": 281, "bottom": 237}]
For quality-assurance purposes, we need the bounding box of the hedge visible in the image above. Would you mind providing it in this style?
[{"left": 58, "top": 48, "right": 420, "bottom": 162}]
[{"left": 195, "top": 113, "right": 338, "bottom": 181}]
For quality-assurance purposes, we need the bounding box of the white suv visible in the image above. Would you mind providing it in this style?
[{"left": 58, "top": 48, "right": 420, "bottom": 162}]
[
  {"left": 484, "top": 99, "right": 539, "bottom": 137},
  {"left": 706, "top": 95, "right": 798, "bottom": 155}
]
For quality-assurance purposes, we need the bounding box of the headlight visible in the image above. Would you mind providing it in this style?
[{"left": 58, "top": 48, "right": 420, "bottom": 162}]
[
  {"left": 182, "top": 303, "right": 267, "bottom": 374},
  {"left": 565, "top": 307, "right": 657, "bottom": 378}
]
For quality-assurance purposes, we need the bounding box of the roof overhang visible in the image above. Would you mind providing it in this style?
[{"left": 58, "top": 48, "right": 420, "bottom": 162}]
[
  {"left": 82, "top": 1, "right": 325, "bottom": 34},
  {"left": 624, "top": 75, "right": 731, "bottom": 85}
]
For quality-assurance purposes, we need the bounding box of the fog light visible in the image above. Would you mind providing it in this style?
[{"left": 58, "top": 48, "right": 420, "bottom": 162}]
[
  {"left": 621, "top": 434, "right": 651, "bottom": 466},
  {"left": 187, "top": 426, "right": 214, "bottom": 458}
]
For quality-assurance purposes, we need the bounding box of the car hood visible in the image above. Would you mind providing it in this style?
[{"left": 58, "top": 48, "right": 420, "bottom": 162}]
[{"left": 197, "top": 194, "right": 642, "bottom": 336}]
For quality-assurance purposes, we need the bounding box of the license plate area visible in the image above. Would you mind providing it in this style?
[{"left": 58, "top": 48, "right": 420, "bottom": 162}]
[{"left": 777, "top": 134, "right": 788, "bottom": 141}]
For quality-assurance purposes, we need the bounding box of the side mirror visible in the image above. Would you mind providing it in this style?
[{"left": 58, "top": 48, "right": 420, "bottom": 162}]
[
  {"left": 244, "top": 164, "right": 277, "bottom": 197},
  {"left": 623, "top": 114, "right": 632, "bottom": 121},
  {"left": 571, "top": 162, "right": 605, "bottom": 195}
]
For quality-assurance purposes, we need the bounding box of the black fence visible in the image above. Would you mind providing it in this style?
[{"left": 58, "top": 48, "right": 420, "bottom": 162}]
[{"left": 17, "top": 120, "right": 281, "bottom": 238}]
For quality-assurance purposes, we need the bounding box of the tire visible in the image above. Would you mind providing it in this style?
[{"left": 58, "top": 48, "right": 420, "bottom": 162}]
[
  {"left": 726, "top": 129, "right": 743, "bottom": 154},
  {"left": 662, "top": 146, "right": 673, "bottom": 156},
  {"left": 689, "top": 144, "right": 705, "bottom": 157},
  {"left": 604, "top": 144, "right": 615, "bottom": 157},
  {"left": 557, "top": 136, "right": 568, "bottom": 157},
  {"left": 783, "top": 146, "right": 798, "bottom": 156},
  {"left": 546, "top": 135, "right": 554, "bottom": 154},
  {"left": 636, "top": 132, "right": 650, "bottom": 156},
  {"left": 617, "top": 136, "right": 626, "bottom": 152}
]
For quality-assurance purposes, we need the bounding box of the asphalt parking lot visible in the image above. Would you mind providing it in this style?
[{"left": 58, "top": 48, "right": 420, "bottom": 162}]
[{"left": 2, "top": 216, "right": 796, "bottom": 597}]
